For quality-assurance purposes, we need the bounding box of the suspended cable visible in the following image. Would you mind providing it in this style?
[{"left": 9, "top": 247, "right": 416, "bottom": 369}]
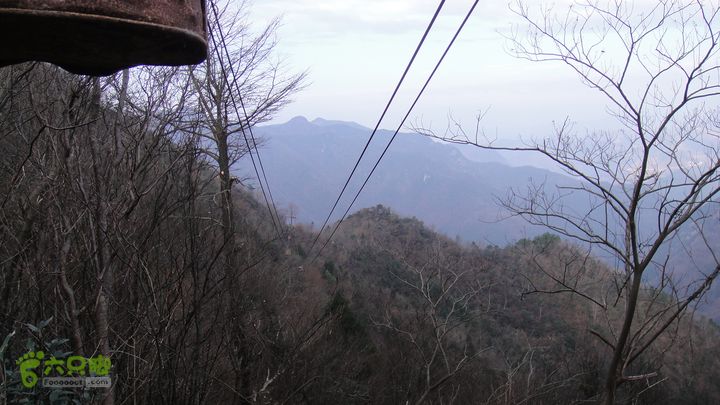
[
  {"left": 307, "top": 0, "right": 447, "bottom": 254},
  {"left": 310, "top": 0, "right": 480, "bottom": 263},
  {"left": 235, "top": 82, "right": 285, "bottom": 236},
  {"left": 210, "top": 1, "right": 285, "bottom": 236},
  {"left": 207, "top": 1, "right": 285, "bottom": 239}
]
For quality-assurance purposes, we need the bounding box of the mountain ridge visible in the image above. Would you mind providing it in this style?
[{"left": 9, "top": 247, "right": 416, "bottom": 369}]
[
  {"left": 241, "top": 116, "right": 720, "bottom": 320},
  {"left": 247, "top": 116, "right": 574, "bottom": 245}
]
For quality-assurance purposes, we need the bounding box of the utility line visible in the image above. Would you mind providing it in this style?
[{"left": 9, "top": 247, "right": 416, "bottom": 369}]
[
  {"left": 307, "top": 0, "right": 447, "bottom": 255},
  {"left": 241, "top": 100, "right": 285, "bottom": 236},
  {"left": 208, "top": 1, "right": 285, "bottom": 239},
  {"left": 310, "top": 0, "right": 480, "bottom": 263}
]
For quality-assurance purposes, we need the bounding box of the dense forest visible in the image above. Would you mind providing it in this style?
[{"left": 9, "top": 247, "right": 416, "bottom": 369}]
[
  {"left": 1, "top": 63, "right": 720, "bottom": 404},
  {"left": 3, "top": 0, "right": 720, "bottom": 403}
]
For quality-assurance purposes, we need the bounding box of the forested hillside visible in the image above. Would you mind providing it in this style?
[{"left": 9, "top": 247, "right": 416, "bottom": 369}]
[
  {"left": 1, "top": 64, "right": 719, "bottom": 405},
  {"left": 247, "top": 117, "right": 720, "bottom": 322}
]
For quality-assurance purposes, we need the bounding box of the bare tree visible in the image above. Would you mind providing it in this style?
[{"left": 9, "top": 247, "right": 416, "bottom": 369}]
[
  {"left": 0, "top": 4, "right": 306, "bottom": 401},
  {"left": 417, "top": 0, "right": 720, "bottom": 403},
  {"left": 187, "top": 0, "right": 306, "bottom": 248},
  {"left": 374, "top": 242, "right": 488, "bottom": 405}
]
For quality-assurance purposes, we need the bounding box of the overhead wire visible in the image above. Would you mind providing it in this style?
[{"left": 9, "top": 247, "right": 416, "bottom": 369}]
[
  {"left": 207, "top": 0, "right": 285, "bottom": 239},
  {"left": 310, "top": 0, "right": 480, "bottom": 263},
  {"left": 307, "top": 0, "right": 447, "bottom": 254}
]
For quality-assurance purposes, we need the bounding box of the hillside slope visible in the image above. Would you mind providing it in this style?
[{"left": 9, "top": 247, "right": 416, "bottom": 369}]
[
  {"left": 244, "top": 117, "right": 720, "bottom": 320},
  {"left": 245, "top": 116, "right": 579, "bottom": 245},
  {"left": 295, "top": 205, "right": 720, "bottom": 404}
]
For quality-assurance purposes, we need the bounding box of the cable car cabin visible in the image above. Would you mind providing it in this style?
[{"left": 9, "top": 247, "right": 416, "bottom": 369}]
[{"left": 0, "top": 0, "right": 207, "bottom": 76}]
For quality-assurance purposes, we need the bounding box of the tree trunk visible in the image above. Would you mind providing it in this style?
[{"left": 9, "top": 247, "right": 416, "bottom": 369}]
[
  {"left": 602, "top": 272, "right": 642, "bottom": 404},
  {"left": 217, "top": 132, "right": 235, "bottom": 248}
]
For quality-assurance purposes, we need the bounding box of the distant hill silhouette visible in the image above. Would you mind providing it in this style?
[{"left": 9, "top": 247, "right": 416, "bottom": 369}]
[
  {"left": 238, "top": 116, "right": 720, "bottom": 320},
  {"left": 244, "top": 116, "right": 577, "bottom": 245}
]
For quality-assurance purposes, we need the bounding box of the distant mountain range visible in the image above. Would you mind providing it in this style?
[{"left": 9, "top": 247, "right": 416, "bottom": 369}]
[
  {"left": 243, "top": 116, "right": 577, "bottom": 245},
  {"left": 238, "top": 116, "right": 720, "bottom": 319}
]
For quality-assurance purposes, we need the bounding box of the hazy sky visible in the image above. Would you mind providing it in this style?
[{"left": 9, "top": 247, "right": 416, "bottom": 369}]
[{"left": 251, "top": 0, "right": 616, "bottom": 140}]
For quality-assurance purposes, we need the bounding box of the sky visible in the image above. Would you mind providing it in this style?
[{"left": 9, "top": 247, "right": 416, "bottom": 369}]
[
  {"left": 249, "top": 0, "right": 616, "bottom": 141},
  {"left": 247, "top": 0, "right": 720, "bottom": 168}
]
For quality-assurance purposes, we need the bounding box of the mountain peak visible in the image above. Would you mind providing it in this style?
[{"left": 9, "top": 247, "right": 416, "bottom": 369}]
[
  {"left": 311, "top": 117, "right": 366, "bottom": 130},
  {"left": 310, "top": 117, "right": 332, "bottom": 126},
  {"left": 287, "top": 116, "right": 310, "bottom": 125}
]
